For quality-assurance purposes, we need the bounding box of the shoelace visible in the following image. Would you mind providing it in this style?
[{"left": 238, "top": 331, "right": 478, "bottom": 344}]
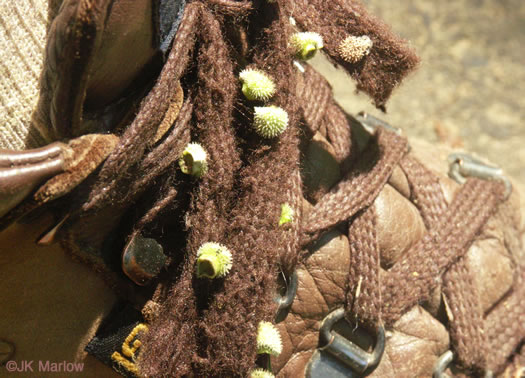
[{"left": 295, "top": 65, "right": 525, "bottom": 375}]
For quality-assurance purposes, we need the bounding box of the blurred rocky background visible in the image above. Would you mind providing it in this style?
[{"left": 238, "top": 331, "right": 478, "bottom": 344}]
[{"left": 311, "top": 0, "right": 525, "bottom": 188}]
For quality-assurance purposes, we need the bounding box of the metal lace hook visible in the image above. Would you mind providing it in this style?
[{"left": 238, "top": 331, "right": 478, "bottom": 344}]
[
  {"left": 448, "top": 153, "right": 512, "bottom": 200},
  {"left": 354, "top": 112, "right": 411, "bottom": 154},
  {"left": 355, "top": 112, "right": 403, "bottom": 136},
  {"left": 318, "top": 308, "right": 385, "bottom": 375}
]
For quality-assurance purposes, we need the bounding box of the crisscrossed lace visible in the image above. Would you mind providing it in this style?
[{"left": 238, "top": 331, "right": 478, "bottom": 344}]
[{"left": 295, "top": 65, "right": 525, "bottom": 375}]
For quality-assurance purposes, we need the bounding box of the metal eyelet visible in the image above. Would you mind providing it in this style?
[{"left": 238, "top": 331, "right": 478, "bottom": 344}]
[
  {"left": 313, "top": 307, "right": 385, "bottom": 375},
  {"left": 433, "top": 350, "right": 454, "bottom": 378},
  {"left": 274, "top": 270, "right": 298, "bottom": 323},
  {"left": 448, "top": 153, "right": 512, "bottom": 200},
  {"left": 433, "top": 350, "right": 494, "bottom": 378}
]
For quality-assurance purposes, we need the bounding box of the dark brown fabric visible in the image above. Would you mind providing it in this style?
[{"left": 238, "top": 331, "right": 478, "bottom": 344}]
[
  {"left": 296, "top": 65, "right": 333, "bottom": 135},
  {"left": 129, "top": 98, "right": 193, "bottom": 197},
  {"left": 324, "top": 102, "right": 353, "bottom": 168},
  {"left": 284, "top": 0, "right": 420, "bottom": 108},
  {"left": 138, "top": 4, "right": 240, "bottom": 375},
  {"left": 81, "top": 1, "right": 197, "bottom": 213},
  {"left": 443, "top": 257, "right": 487, "bottom": 370},
  {"left": 195, "top": 2, "right": 301, "bottom": 374},
  {"left": 399, "top": 155, "right": 448, "bottom": 228},
  {"left": 135, "top": 187, "right": 179, "bottom": 231},
  {"left": 295, "top": 66, "right": 353, "bottom": 171},
  {"left": 138, "top": 1, "right": 302, "bottom": 375},
  {"left": 206, "top": 0, "right": 253, "bottom": 15}
]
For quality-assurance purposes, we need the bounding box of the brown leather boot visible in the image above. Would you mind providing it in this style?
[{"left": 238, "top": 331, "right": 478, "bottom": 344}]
[{"left": 1, "top": 1, "right": 524, "bottom": 377}]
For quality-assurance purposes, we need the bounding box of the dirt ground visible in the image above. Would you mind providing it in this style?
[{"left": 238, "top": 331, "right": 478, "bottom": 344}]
[{"left": 311, "top": 0, "right": 525, "bottom": 189}]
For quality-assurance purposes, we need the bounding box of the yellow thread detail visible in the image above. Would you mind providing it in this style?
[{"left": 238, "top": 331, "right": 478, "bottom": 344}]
[
  {"left": 110, "top": 323, "right": 149, "bottom": 375},
  {"left": 111, "top": 351, "right": 139, "bottom": 375},
  {"left": 122, "top": 324, "right": 148, "bottom": 358}
]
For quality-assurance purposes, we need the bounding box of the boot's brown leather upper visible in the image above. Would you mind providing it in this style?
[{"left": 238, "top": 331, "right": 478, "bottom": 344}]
[{"left": 273, "top": 127, "right": 524, "bottom": 377}]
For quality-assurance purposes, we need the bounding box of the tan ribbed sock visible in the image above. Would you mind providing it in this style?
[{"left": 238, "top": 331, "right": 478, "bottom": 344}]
[{"left": 0, "top": 0, "right": 50, "bottom": 150}]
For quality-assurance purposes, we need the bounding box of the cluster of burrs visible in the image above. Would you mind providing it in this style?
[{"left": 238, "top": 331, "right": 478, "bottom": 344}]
[
  {"left": 238, "top": 68, "right": 285, "bottom": 138},
  {"left": 238, "top": 31, "right": 323, "bottom": 139},
  {"left": 177, "top": 29, "right": 369, "bottom": 174},
  {"left": 179, "top": 28, "right": 319, "bottom": 376},
  {"left": 194, "top": 245, "right": 285, "bottom": 378},
  {"left": 177, "top": 137, "right": 230, "bottom": 280},
  {"left": 181, "top": 30, "right": 320, "bottom": 275},
  {"left": 290, "top": 29, "right": 372, "bottom": 64}
]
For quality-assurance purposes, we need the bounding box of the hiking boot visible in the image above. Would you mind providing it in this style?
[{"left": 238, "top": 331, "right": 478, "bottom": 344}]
[{"left": 1, "top": 1, "right": 524, "bottom": 377}]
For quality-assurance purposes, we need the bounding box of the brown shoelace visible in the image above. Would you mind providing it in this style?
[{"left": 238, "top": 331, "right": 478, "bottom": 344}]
[{"left": 296, "top": 66, "right": 525, "bottom": 376}]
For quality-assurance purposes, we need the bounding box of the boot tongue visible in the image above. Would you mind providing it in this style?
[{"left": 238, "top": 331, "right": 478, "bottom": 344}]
[
  {"left": 82, "top": 0, "right": 187, "bottom": 135},
  {"left": 35, "top": 0, "right": 188, "bottom": 141},
  {"left": 84, "top": 0, "right": 161, "bottom": 111}
]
